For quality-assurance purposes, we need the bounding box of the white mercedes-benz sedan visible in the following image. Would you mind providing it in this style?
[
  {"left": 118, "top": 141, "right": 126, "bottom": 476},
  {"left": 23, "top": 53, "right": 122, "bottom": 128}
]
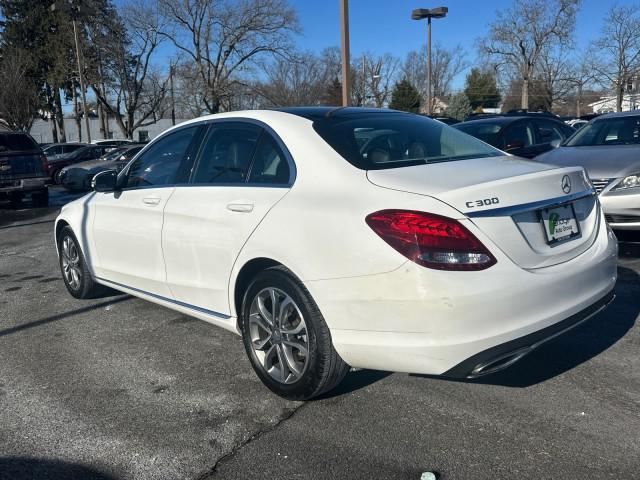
[{"left": 55, "top": 107, "right": 618, "bottom": 400}]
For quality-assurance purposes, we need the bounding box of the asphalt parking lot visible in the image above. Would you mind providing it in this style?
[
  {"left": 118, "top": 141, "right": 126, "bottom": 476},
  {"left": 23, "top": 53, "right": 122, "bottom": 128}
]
[{"left": 1, "top": 187, "right": 639, "bottom": 480}]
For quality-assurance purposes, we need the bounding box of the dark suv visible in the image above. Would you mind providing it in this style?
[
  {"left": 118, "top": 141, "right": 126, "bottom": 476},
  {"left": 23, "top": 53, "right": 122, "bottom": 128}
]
[
  {"left": 453, "top": 115, "right": 575, "bottom": 159},
  {"left": 0, "top": 131, "right": 49, "bottom": 206}
]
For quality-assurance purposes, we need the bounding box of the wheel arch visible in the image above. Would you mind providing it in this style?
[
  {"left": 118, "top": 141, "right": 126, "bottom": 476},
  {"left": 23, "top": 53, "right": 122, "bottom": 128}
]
[{"left": 232, "top": 257, "right": 283, "bottom": 321}]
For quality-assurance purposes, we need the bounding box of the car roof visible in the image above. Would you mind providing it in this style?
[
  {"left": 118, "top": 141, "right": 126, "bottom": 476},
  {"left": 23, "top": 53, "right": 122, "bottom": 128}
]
[
  {"left": 275, "top": 106, "right": 410, "bottom": 121},
  {"left": 458, "top": 116, "right": 528, "bottom": 126},
  {"left": 595, "top": 110, "right": 640, "bottom": 120}
]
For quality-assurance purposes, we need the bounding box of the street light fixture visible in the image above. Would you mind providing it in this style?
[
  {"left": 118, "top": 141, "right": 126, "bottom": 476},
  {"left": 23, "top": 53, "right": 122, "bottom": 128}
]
[{"left": 411, "top": 7, "right": 448, "bottom": 115}]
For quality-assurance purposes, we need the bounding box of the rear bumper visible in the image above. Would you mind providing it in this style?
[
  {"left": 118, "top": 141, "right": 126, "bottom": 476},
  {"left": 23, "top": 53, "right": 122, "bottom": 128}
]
[
  {"left": 306, "top": 214, "right": 618, "bottom": 376},
  {"left": 0, "top": 177, "right": 47, "bottom": 194},
  {"left": 443, "top": 290, "right": 614, "bottom": 378}
]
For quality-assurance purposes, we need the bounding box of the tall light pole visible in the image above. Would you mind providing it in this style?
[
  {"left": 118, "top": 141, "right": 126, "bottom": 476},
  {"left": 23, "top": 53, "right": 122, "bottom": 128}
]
[
  {"left": 340, "top": 0, "right": 351, "bottom": 106},
  {"left": 411, "top": 7, "right": 448, "bottom": 115},
  {"left": 50, "top": 1, "right": 94, "bottom": 142}
]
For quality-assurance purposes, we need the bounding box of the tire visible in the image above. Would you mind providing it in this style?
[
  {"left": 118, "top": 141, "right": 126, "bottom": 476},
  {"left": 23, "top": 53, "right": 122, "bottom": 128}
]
[
  {"left": 31, "top": 188, "right": 49, "bottom": 207},
  {"left": 58, "top": 226, "right": 105, "bottom": 299},
  {"left": 53, "top": 169, "right": 64, "bottom": 184},
  {"left": 240, "top": 266, "right": 349, "bottom": 400}
]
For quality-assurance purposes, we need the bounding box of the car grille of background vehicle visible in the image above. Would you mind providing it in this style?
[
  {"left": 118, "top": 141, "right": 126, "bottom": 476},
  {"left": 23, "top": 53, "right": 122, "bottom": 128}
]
[{"left": 591, "top": 178, "right": 613, "bottom": 194}]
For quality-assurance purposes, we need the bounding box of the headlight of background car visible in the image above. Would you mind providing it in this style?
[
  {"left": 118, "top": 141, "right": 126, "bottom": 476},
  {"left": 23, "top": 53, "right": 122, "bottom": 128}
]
[{"left": 612, "top": 173, "right": 640, "bottom": 191}]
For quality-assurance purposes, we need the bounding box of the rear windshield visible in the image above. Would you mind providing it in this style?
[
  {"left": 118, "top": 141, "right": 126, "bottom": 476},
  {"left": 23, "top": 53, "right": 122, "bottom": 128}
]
[
  {"left": 0, "top": 133, "right": 39, "bottom": 153},
  {"left": 565, "top": 116, "right": 640, "bottom": 146},
  {"left": 453, "top": 122, "right": 502, "bottom": 146},
  {"left": 313, "top": 114, "right": 503, "bottom": 170}
]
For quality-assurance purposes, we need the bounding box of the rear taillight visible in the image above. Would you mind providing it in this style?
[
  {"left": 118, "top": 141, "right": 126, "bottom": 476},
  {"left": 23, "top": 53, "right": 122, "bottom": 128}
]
[
  {"left": 365, "top": 210, "right": 497, "bottom": 271},
  {"left": 41, "top": 155, "right": 48, "bottom": 173}
]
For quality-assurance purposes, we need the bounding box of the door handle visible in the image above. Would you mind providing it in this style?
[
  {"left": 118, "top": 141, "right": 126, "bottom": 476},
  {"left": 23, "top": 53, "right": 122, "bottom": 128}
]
[
  {"left": 142, "top": 196, "right": 161, "bottom": 206},
  {"left": 227, "top": 202, "right": 254, "bottom": 213}
]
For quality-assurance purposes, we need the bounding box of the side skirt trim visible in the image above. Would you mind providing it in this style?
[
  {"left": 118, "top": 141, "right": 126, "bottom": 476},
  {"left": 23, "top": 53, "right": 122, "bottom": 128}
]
[{"left": 95, "top": 276, "right": 231, "bottom": 320}]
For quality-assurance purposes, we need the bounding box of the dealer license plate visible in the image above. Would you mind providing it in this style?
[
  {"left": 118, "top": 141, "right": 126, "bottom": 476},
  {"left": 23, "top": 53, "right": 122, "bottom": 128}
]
[{"left": 539, "top": 204, "right": 580, "bottom": 245}]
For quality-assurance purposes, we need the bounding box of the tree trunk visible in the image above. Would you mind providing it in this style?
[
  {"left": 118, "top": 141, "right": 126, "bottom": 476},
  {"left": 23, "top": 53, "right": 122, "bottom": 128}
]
[
  {"left": 521, "top": 76, "right": 529, "bottom": 109},
  {"left": 51, "top": 119, "right": 59, "bottom": 144},
  {"left": 576, "top": 83, "right": 582, "bottom": 117},
  {"left": 72, "top": 86, "right": 82, "bottom": 142},
  {"left": 54, "top": 88, "right": 67, "bottom": 143},
  {"left": 616, "top": 80, "right": 624, "bottom": 112}
]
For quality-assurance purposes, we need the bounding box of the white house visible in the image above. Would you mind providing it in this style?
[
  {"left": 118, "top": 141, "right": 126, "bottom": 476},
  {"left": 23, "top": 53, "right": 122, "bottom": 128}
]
[{"left": 589, "top": 94, "right": 640, "bottom": 114}]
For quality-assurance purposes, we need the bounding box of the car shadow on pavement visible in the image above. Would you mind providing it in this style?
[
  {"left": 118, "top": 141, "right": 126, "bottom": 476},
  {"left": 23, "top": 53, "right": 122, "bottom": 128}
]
[
  {"left": 317, "top": 369, "right": 392, "bottom": 399},
  {"left": 413, "top": 266, "right": 639, "bottom": 389},
  {"left": 0, "top": 457, "right": 117, "bottom": 480},
  {"left": 0, "top": 295, "right": 130, "bottom": 338}
]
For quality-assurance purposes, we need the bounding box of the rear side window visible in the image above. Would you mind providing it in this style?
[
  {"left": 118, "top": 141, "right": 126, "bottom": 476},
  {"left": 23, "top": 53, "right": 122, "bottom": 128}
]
[
  {"left": 503, "top": 121, "right": 535, "bottom": 148},
  {"left": 248, "top": 134, "right": 290, "bottom": 184},
  {"left": 454, "top": 122, "right": 502, "bottom": 146},
  {"left": 535, "top": 120, "right": 566, "bottom": 143},
  {"left": 313, "top": 114, "right": 502, "bottom": 170},
  {"left": 191, "top": 123, "right": 260, "bottom": 184},
  {"left": 0, "top": 133, "right": 38, "bottom": 153}
]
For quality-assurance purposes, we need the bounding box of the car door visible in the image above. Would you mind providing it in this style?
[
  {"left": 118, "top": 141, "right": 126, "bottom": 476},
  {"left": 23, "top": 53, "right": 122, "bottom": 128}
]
[
  {"left": 501, "top": 120, "right": 537, "bottom": 158},
  {"left": 90, "top": 125, "right": 202, "bottom": 297},
  {"left": 162, "top": 121, "right": 293, "bottom": 316}
]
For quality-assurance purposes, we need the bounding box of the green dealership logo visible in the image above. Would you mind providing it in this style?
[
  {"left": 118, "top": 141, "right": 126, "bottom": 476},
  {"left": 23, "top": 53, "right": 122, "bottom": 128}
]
[{"left": 548, "top": 212, "right": 560, "bottom": 234}]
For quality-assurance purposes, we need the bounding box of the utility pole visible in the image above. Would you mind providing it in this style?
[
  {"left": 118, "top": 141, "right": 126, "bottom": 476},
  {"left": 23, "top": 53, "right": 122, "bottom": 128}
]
[
  {"left": 340, "top": 0, "right": 351, "bottom": 106},
  {"left": 50, "top": 1, "right": 95, "bottom": 142},
  {"left": 362, "top": 55, "right": 366, "bottom": 107},
  {"left": 72, "top": 19, "right": 91, "bottom": 142},
  {"left": 170, "top": 62, "right": 176, "bottom": 126}
]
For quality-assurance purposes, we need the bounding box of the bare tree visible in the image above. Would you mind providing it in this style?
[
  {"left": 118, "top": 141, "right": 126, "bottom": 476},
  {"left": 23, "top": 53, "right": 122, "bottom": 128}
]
[
  {"left": 353, "top": 53, "right": 400, "bottom": 108},
  {"left": 537, "top": 46, "right": 575, "bottom": 110},
  {"left": 0, "top": 47, "right": 40, "bottom": 131},
  {"left": 403, "top": 43, "right": 467, "bottom": 111},
  {"left": 255, "top": 52, "right": 331, "bottom": 107},
  {"left": 159, "top": 0, "right": 299, "bottom": 113},
  {"left": 91, "top": 0, "right": 168, "bottom": 139},
  {"left": 479, "top": 0, "right": 580, "bottom": 109},
  {"left": 590, "top": 4, "right": 640, "bottom": 112}
]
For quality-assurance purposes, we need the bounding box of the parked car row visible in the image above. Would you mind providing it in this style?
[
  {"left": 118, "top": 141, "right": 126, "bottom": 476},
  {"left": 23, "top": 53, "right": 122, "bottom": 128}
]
[
  {"left": 59, "top": 143, "right": 145, "bottom": 191},
  {"left": 454, "top": 110, "right": 640, "bottom": 230}
]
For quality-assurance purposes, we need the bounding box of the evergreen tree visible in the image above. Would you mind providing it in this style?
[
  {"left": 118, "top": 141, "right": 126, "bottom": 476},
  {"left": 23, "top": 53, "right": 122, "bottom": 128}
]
[
  {"left": 464, "top": 68, "right": 501, "bottom": 110},
  {"left": 389, "top": 78, "right": 421, "bottom": 113},
  {"left": 322, "top": 77, "right": 342, "bottom": 106},
  {"left": 445, "top": 92, "right": 472, "bottom": 120}
]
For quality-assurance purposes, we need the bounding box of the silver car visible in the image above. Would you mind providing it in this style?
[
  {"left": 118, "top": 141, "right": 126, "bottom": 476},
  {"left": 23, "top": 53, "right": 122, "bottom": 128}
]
[{"left": 536, "top": 110, "right": 640, "bottom": 230}]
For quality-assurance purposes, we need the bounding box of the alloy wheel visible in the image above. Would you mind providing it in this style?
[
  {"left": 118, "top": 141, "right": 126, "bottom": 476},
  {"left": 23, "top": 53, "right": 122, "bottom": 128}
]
[
  {"left": 61, "top": 236, "right": 82, "bottom": 290},
  {"left": 248, "top": 287, "right": 309, "bottom": 384}
]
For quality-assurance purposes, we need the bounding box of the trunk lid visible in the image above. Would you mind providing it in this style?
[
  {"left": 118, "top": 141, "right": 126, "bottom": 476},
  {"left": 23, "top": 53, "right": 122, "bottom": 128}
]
[{"left": 367, "top": 156, "right": 598, "bottom": 269}]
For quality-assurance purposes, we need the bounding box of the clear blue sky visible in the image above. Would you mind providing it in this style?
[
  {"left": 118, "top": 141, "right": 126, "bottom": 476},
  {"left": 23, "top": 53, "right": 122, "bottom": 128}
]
[
  {"left": 103, "top": 0, "right": 638, "bottom": 106},
  {"left": 291, "top": 0, "right": 637, "bottom": 89}
]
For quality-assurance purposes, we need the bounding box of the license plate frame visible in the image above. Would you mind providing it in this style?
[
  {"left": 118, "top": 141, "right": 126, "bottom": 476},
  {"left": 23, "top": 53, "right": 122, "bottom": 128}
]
[{"left": 538, "top": 203, "right": 581, "bottom": 245}]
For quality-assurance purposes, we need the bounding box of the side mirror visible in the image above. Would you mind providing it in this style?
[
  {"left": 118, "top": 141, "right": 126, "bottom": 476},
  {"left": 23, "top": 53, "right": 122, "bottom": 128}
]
[
  {"left": 505, "top": 139, "right": 524, "bottom": 150},
  {"left": 92, "top": 169, "right": 118, "bottom": 192},
  {"left": 550, "top": 139, "right": 562, "bottom": 148}
]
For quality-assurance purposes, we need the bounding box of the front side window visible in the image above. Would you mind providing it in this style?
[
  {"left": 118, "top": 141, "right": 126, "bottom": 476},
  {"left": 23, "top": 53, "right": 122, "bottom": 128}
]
[
  {"left": 125, "top": 126, "right": 198, "bottom": 188},
  {"left": 565, "top": 116, "right": 640, "bottom": 146},
  {"left": 191, "top": 124, "right": 260, "bottom": 184},
  {"left": 248, "top": 134, "right": 290, "bottom": 184},
  {"left": 313, "top": 113, "right": 502, "bottom": 170}
]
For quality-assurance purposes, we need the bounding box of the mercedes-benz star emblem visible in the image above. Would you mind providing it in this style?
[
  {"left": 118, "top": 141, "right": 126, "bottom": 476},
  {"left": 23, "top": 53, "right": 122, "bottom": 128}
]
[{"left": 561, "top": 175, "right": 571, "bottom": 194}]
